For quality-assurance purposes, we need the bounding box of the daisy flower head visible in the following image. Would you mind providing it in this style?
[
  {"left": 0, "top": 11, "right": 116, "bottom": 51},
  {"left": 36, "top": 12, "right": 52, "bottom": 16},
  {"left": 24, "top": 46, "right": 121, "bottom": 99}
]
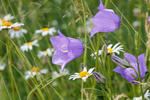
[
  {"left": 52, "top": 69, "right": 69, "bottom": 79},
  {"left": 35, "top": 27, "right": 56, "bottom": 36},
  {"left": 38, "top": 48, "right": 54, "bottom": 58},
  {"left": 90, "top": 50, "right": 102, "bottom": 59},
  {"left": 69, "top": 67, "right": 94, "bottom": 82},
  {"left": 25, "top": 67, "right": 48, "bottom": 80},
  {"left": 0, "top": 14, "right": 14, "bottom": 30},
  {"left": 0, "top": 63, "right": 6, "bottom": 71},
  {"left": 8, "top": 22, "right": 27, "bottom": 38},
  {"left": 107, "top": 43, "right": 124, "bottom": 55},
  {"left": 133, "top": 90, "right": 150, "bottom": 100},
  {"left": 20, "top": 40, "right": 39, "bottom": 52}
]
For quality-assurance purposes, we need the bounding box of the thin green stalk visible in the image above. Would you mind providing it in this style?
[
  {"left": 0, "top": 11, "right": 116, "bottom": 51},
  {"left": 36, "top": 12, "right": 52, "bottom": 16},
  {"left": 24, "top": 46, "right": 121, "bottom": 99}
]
[
  {"left": 80, "top": 0, "right": 87, "bottom": 67},
  {"left": 81, "top": 80, "right": 84, "bottom": 100},
  {"left": 137, "top": 59, "right": 144, "bottom": 100},
  {"left": 140, "top": 85, "right": 144, "bottom": 100},
  {"left": 107, "top": 55, "right": 113, "bottom": 100},
  {"left": 7, "top": 32, "right": 22, "bottom": 100}
]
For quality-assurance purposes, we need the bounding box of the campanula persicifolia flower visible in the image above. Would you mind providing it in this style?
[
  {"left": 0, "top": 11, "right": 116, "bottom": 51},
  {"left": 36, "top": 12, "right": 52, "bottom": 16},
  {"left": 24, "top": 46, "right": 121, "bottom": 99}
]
[
  {"left": 113, "top": 53, "right": 148, "bottom": 84},
  {"left": 50, "top": 30, "right": 84, "bottom": 71},
  {"left": 90, "top": 0, "right": 120, "bottom": 37}
]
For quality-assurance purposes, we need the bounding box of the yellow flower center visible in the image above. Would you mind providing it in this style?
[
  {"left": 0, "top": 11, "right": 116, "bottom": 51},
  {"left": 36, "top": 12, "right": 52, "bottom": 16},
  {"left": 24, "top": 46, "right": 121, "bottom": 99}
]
[
  {"left": 42, "top": 28, "right": 49, "bottom": 32},
  {"left": 13, "top": 26, "right": 21, "bottom": 31},
  {"left": 43, "top": 50, "right": 48, "bottom": 54},
  {"left": 2, "top": 20, "right": 12, "bottom": 26},
  {"left": 27, "top": 42, "right": 33, "bottom": 46},
  {"left": 78, "top": 71, "right": 90, "bottom": 77},
  {"left": 107, "top": 48, "right": 113, "bottom": 53},
  {"left": 61, "top": 44, "right": 68, "bottom": 53},
  {"left": 61, "top": 50, "right": 68, "bottom": 53},
  {"left": 31, "top": 67, "right": 40, "bottom": 72}
]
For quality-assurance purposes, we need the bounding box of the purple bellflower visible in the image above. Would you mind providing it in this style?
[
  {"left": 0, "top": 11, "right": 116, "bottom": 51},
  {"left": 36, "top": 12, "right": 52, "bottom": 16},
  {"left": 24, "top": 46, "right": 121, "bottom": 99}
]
[
  {"left": 113, "top": 53, "right": 148, "bottom": 84},
  {"left": 90, "top": 0, "right": 120, "bottom": 37},
  {"left": 50, "top": 30, "right": 84, "bottom": 71}
]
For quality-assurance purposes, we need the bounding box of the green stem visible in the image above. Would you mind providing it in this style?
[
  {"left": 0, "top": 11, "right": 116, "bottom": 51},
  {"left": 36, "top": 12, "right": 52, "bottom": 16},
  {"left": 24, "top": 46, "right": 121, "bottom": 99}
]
[
  {"left": 140, "top": 85, "right": 144, "bottom": 100},
  {"left": 81, "top": 80, "right": 84, "bottom": 100},
  {"left": 80, "top": 0, "right": 87, "bottom": 66}
]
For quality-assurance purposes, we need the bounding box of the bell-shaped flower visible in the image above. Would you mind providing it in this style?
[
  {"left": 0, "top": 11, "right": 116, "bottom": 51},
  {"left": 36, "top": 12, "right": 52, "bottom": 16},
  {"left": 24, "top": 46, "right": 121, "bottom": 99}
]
[
  {"left": 90, "top": 0, "right": 120, "bottom": 37},
  {"left": 113, "top": 53, "right": 148, "bottom": 84},
  {"left": 50, "top": 30, "right": 84, "bottom": 71}
]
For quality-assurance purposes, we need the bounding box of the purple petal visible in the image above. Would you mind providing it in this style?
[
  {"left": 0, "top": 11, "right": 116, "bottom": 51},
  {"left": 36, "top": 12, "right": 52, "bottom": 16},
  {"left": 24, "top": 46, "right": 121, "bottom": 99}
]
[
  {"left": 124, "top": 53, "right": 138, "bottom": 71},
  {"left": 113, "top": 66, "right": 137, "bottom": 82},
  {"left": 50, "top": 32, "right": 69, "bottom": 51},
  {"left": 98, "top": 0, "right": 105, "bottom": 10},
  {"left": 68, "top": 37, "right": 84, "bottom": 58},
  {"left": 138, "top": 53, "right": 147, "bottom": 78},
  {"left": 90, "top": 6, "right": 120, "bottom": 37},
  {"left": 52, "top": 51, "right": 73, "bottom": 70},
  {"left": 57, "top": 30, "right": 64, "bottom": 36},
  {"left": 50, "top": 30, "right": 84, "bottom": 71}
]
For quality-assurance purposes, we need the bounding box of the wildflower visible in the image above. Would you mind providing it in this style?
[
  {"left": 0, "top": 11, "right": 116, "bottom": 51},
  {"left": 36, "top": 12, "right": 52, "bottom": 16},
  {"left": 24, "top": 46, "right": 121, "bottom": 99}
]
[
  {"left": 133, "top": 90, "right": 150, "bottom": 100},
  {"left": 50, "top": 30, "right": 84, "bottom": 71},
  {"left": 8, "top": 22, "right": 27, "bottom": 38},
  {"left": 90, "top": 50, "right": 102, "bottom": 59},
  {"left": 38, "top": 48, "right": 54, "bottom": 58},
  {"left": 0, "top": 14, "right": 14, "bottom": 30},
  {"left": 113, "top": 53, "right": 148, "bottom": 84},
  {"left": 133, "top": 8, "right": 140, "bottom": 16},
  {"left": 0, "top": 63, "right": 6, "bottom": 71},
  {"left": 111, "top": 54, "right": 129, "bottom": 68},
  {"left": 106, "top": 43, "right": 124, "bottom": 54},
  {"left": 92, "top": 72, "right": 105, "bottom": 83},
  {"left": 91, "top": 43, "right": 124, "bottom": 58},
  {"left": 148, "top": 16, "right": 150, "bottom": 23},
  {"left": 77, "top": 18, "right": 93, "bottom": 34},
  {"left": 35, "top": 27, "right": 56, "bottom": 36},
  {"left": 20, "top": 40, "right": 39, "bottom": 52},
  {"left": 25, "top": 67, "right": 48, "bottom": 80},
  {"left": 69, "top": 67, "right": 94, "bottom": 82},
  {"left": 90, "top": 0, "right": 120, "bottom": 37},
  {"left": 52, "top": 69, "right": 69, "bottom": 79},
  {"left": 132, "top": 21, "right": 140, "bottom": 28}
]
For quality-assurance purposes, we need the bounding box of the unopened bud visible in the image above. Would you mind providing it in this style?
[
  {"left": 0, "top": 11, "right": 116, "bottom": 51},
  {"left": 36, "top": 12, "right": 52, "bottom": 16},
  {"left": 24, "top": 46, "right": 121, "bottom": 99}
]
[
  {"left": 111, "top": 55, "right": 129, "bottom": 68},
  {"left": 92, "top": 72, "right": 105, "bottom": 83}
]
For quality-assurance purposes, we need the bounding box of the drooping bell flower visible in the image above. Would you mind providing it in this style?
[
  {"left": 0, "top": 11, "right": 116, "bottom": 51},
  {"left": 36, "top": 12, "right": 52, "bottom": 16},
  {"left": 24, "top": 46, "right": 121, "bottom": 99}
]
[
  {"left": 90, "top": 0, "right": 120, "bottom": 37},
  {"left": 50, "top": 30, "right": 84, "bottom": 71},
  {"left": 113, "top": 53, "right": 148, "bottom": 84}
]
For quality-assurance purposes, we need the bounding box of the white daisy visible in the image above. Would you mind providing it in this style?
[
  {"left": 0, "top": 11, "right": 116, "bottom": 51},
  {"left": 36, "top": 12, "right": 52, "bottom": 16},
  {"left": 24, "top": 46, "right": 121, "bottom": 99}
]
[
  {"left": 37, "top": 48, "right": 54, "bottom": 58},
  {"left": 35, "top": 27, "right": 56, "bottom": 36},
  {"left": 20, "top": 40, "right": 39, "bottom": 52},
  {"left": 132, "top": 21, "right": 140, "bottom": 28},
  {"left": 52, "top": 69, "right": 69, "bottom": 79},
  {"left": 8, "top": 22, "right": 27, "bottom": 38},
  {"left": 25, "top": 67, "right": 48, "bottom": 80},
  {"left": 107, "top": 43, "right": 124, "bottom": 55},
  {"left": 90, "top": 43, "right": 124, "bottom": 59},
  {"left": 133, "top": 90, "right": 150, "bottom": 100},
  {"left": 145, "top": 90, "right": 150, "bottom": 100},
  {"left": 133, "top": 8, "right": 140, "bottom": 16},
  {"left": 0, "top": 63, "right": 6, "bottom": 71},
  {"left": 0, "top": 14, "right": 14, "bottom": 30},
  {"left": 77, "top": 17, "right": 93, "bottom": 34},
  {"left": 69, "top": 67, "right": 94, "bottom": 82},
  {"left": 90, "top": 50, "right": 102, "bottom": 59}
]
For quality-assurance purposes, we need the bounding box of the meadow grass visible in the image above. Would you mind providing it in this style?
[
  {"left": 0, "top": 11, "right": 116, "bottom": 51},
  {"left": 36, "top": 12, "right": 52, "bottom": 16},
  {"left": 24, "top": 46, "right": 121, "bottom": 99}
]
[{"left": 0, "top": 0, "right": 150, "bottom": 100}]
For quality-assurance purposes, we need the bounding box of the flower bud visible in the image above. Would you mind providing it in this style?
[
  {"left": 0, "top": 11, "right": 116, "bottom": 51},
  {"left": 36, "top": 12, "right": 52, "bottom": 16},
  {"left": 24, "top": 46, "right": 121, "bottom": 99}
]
[
  {"left": 111, "top": 55, "right": 129, "bottom": 68},
  {"left": 92, "top": 72, "right": 105, "bottom": 83}
]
